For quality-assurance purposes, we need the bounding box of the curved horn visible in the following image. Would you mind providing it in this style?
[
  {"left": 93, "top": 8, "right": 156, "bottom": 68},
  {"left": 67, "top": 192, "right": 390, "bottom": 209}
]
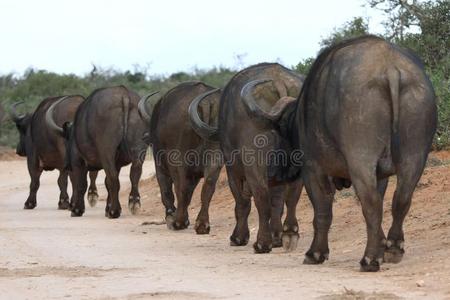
[
  {"left": 241, "top": 79, "right": 294, "bottom": 122},
  {"left": 138, "top": 91, "right": 160, "bottom": 124},
  {"left": 45, "top": 96, "right": 70, "bottom": 136},
  {"left": 188, "top": 88, "right": 220, "bottom": 141},
  {"left": 10, "top": 101, "right": 26, "bottom": 122}
]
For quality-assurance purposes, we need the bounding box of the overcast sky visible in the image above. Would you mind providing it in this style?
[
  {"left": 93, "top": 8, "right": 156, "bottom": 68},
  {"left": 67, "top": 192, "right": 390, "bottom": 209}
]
[{"left": 0, "top": 0, "right": 386, "bottom": 76}]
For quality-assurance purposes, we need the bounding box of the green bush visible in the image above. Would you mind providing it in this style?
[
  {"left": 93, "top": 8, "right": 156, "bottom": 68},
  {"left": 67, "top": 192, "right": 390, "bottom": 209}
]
[{"left": 0, "top": 66, "right": 236, "bottom": 147}]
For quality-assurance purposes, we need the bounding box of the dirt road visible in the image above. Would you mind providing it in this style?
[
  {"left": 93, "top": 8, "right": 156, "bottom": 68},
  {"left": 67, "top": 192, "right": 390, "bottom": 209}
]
[{"left": 0, "top": 157, "right": 449, "bottom": 300}]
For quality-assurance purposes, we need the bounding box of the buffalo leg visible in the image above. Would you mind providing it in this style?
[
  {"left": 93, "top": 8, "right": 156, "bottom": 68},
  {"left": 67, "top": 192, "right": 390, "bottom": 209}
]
[
  {"left": 87, "top": 171, "right": 99, "bottom": 207},
  {"left": 348, "top": 163, "right": 385, "bottom": 272},
  {"left": 195, "top": 166, "right": 221, "bottom": 234},
  {"left": 282, "top": 179, "right": 303, "bottom": 252},
  {"left": 128, "top": 161, "right": 143, "bottom": 215},
  {"left": 303, "top": 166, "right": 334, "bottom": 265},
  {"left": 24, "top": 152, "right": 42, "bottom": 209},
  {"left": 269, "top": 184, "right": 285, "bottom": 248},
  {"left": 377, "top": 178, "right": 388, "bottom": 199},
  {"left": 57, "top": 170, "right": 70, "bottom": 209},
  {"left": 228, "top": 170, "right": 252, "bottom": 247},
  {"left": 170, "top": 174, "right": 199, "bottom": 230},
  {"left": 227, "top": 175, "right": 251, "bottom": 246},
  {"left": 247, "top": 177, "right": 272, "bottom": 254},
  {"left": 104, "top": 164, "right": 121, "bottom": 219},
  {"left": 155, "top": 167, "right": 176, "bottom": 226},
  {"left": 70, "top": 164, "right": 88, "bottom": 217},
  {"left": 385, "top": 162, "right": 424, "bottom": 264}
]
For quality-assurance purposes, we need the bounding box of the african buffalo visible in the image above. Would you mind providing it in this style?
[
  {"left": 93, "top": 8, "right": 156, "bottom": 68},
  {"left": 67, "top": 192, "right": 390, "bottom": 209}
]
[
  {"left": 244, "top": 36, "right": 437, "bottom": 271},
  {"left": 46, "top": 86, "right": 150, "bottom": 218},
  {"left": 190, "top": 63, "right": 305, "bottom": 252},
  {"left": 11, "top": 96, "right": 98, "bottom": 209},
  {"left": 139, "top": 82, "right": 223, "bottom": 234}
]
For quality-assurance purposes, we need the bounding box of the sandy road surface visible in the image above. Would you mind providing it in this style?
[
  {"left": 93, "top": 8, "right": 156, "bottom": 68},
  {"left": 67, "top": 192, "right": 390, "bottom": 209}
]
[{"left": 0, "top": 157, "right": 449, "bottom": 300}]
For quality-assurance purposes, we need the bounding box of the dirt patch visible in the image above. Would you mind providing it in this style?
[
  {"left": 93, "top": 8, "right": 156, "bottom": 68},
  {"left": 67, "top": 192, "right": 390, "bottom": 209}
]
[
  {"left": 319, "top": 289, "right": 401, "bottom": 300},
  {"left": 0, "top": 146, "right": 21, "bottom": 161},
  {"left": 1, "top": 151, "right": 449, "bottom": 299},
  {"left": 103, "top": 291, "right": 218, "bottom": 300},
  {"left": 133, "top": 151, "right": 450, "bottom": 298},
  {"left": 0, "top": 266, "right": 133, "bottom": 278}
]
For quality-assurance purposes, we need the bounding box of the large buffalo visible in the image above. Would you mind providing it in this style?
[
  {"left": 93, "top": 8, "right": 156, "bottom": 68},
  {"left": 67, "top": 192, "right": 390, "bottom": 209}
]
[
  {"left": 190, "top": 63, "right": 305, "bottom": 252},
  {"left": 244, "top": 36, "right": 437, "bottom": 271},
  {"left": 139, "top": 82, "right": 223, "bottom": 234},
  {"left": 11, "top": 96, "right": 98, "bottom": 209},
  {"left": 46, "top": 86, "right": 150, "bottom": 218}
]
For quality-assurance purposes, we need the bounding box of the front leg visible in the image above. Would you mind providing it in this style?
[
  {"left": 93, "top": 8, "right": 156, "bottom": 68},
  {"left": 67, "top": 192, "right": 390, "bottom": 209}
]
[
  {"left": 87, "top": 171, "right": 99, "bottom": 207},
  {"left": 128, "top": 161, "right": 143, "bottom": 215},
  {"left": 69, "top": 161, "right": 88, "bottom": 217},
  {"left": 57, "top": 170, "right": 70, "bottom": 209},
  {"left": 269, "top": 184, "right": 285, "bottom": 248},
  {"left": 282, "top": 179, "right": 303, "bottom": 252},
  {"left": 24, "top": 151, "right": 42, "bottom": 209},
  {"left": 195, "top": 166, "right": 221, "bottom": 234}
]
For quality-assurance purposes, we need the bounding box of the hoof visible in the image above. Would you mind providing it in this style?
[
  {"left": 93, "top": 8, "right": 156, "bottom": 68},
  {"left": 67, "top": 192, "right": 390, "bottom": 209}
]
[
  {"left": 172, "top": 219, "right": 189, "bottom": 230},
  {"left": 303, "top": 250, "right": 328, "bottom": 265},
  {"left": 230, "top": 235, "right": 249, "bottom": 246},
  {"left": 384, "top": 240, "right": 405, "bottom": 264},
  {"left": 128, "top": 201, "right": 141, "bottom": 215},
  {"left": 107, "top": 209, "right": 121, "bottom": 219},
  {"left": 195, "top": 220, "right": 210, "bottom": 235},
  {"left": 24, "top": 201, "right": 36, "bottom": 210},
  {"left": 71, "top": 207, "right": 84, "bottom": 217},
  {"left": 58, "top": 199, "right": 70, "bottom": 210},
  {"left": 272, "top": 235, "right": 283, "bottom": 248},
  {"left": 282, "top": 231, "right": 299, "bottom": 252},
  {"left": 166, "top": 215, "right": 175, "bottom": 230},
  {"left": 360, "top": 256, "right": 382, "bottom": 272},
  {"left": 253, "top": 242, "right": 272, "bottom": 254},
  {"left": 87, "top": 191, "right": 98, "bottom": 207}
]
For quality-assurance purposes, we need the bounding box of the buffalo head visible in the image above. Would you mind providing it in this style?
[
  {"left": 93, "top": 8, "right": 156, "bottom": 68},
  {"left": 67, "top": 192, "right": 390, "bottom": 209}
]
[{"left": 10, "top": 102, "right": 31, "bottom": 156}]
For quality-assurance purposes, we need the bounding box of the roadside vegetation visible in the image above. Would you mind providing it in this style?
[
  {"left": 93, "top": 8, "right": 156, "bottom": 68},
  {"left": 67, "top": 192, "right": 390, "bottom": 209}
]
[{"left": 1, "top": 0, "right": 448, "bottom": 148}]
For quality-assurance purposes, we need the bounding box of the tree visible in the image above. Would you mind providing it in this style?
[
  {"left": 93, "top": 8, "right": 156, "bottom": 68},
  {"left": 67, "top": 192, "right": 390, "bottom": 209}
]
[
  {"left": 368, "top": 0, "right": 449, "bottom": 71},
  {"left": 320, "top": 17, "right": 370, "bottom": 48}
]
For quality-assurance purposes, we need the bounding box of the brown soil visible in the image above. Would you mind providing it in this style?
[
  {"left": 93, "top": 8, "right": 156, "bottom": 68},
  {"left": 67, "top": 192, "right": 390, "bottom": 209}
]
[
  {"left": 0, "top": 152, "right": 449, "bottom": 299},
  {"left": 0, "top": 146, "right": 23, "bottom": 161}
]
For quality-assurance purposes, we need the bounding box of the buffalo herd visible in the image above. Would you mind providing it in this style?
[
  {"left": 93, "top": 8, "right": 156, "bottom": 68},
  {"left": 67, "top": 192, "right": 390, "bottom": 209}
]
[{"left": 8, "top": 35, "right": 437, "bottom": 272}]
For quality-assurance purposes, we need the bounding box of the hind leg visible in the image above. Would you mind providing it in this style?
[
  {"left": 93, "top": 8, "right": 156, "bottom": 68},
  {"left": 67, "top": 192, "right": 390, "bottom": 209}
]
[
  {"left": 384, "top": 159, "right": 425, "bottom": 263},
  {"left": 282, "top": 179, "right": 303, "bottom": 252},
  {"left": 303, "top": 166, "right": 334, "bottom": 264},
  {"left": 170, "top": 172, "right": 199, "bottom": 230},
  {"left": 348, "top": 161, "right": 386, "bottom": 272},
  {"left": 128, "top": 160, "right": 143, "bottom": 215},
  {"left": 195, "top": 166, "right": 221, "bottom": 234},
  {"left": 57, "top": 170, "right": 70, "bottom": 209},
  {"left": 103, "top": 159, "right": 122, "bottom": 219},
  {"left": 245, "top": 171, "right": 273, "bottom": 254},
  {"left": 228, "top": 169, "right": 252, "bottom": 247},
  {"left": 87, "top": 171, "right": 99, "bottom": 207}
]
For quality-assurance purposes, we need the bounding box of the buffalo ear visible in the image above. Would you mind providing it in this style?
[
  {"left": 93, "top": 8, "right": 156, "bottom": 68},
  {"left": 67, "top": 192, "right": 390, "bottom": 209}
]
[{"left": 62, "top": 122, "right": 72, "bottom": 139}]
